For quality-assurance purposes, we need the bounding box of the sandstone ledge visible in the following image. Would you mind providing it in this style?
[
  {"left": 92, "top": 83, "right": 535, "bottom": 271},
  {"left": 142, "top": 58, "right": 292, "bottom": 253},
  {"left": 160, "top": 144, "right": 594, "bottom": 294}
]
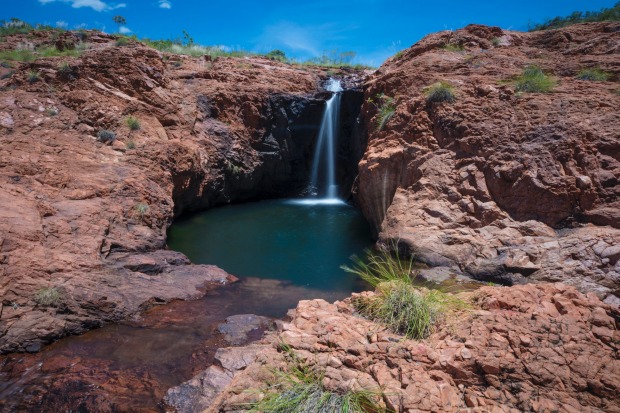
[{"left": 203, "top": 283, "right": 619, "bottom": 413}]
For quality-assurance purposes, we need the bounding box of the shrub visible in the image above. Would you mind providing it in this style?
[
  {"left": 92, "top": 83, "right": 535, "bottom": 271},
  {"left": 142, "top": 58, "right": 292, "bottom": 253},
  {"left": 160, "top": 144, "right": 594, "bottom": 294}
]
[
  {"left": 394, "top": 50, "right": 404, "bottom": 60},
  {"left": 514, "top": 65, "right": 556, "bottom": 93},
  {"left": 135, "top": 203, "right": 149, "bottom": 220},
  {"left": 35, "top": 287, "right": 63, "bottom": 306},
  {"left": 424, "top": 81, "right": 456, "bottom": 103},
  {"left": 115, "top": 37, "right": 130, "bottom": 47},
  {"left": 266, "top": 49, "right": 286, "bottom": 61},
  {"left": 125, "top": 139, "right": 136, "bottom": 149},
  {"left": 576, "top": 68, "right": 610, "bottom": 81},
  {"left": 57, "top": 61, "right": 71, "bottom": 74},
  {"left": 97, "top": 129, "right": 116, "bottom": 143},
  {"left": 491, "top": 37, "right": 501, "bottom": 46},
  {"left": 27, "top": 70, "right": 40, "bottom": 83},
  {"left": 343, "top": 246, "right": 465, "bottom": 340},
  {"left": 443, "top": 43, "right": 464, "bottom": 52},
  {"left": 250, "top": 345, "right": 385, "bottom": 413},
  {"left": 529, "top": 3, "right": 620, "bottom": 31},
  {"left": 373, "top": 94, "right": 396, "bottom": 131},
  {"left": 125, "top": 115, "right": 140, "bottom": 131}
]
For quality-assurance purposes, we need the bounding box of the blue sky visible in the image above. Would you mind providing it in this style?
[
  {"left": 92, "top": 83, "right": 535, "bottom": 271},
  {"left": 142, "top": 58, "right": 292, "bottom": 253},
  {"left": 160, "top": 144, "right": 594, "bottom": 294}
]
[{"left": 2, "top": 0, "right": 617, "bottom": 66}]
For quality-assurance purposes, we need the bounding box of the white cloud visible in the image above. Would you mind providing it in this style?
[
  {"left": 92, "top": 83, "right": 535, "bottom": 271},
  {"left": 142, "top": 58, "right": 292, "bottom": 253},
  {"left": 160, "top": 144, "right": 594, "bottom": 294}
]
[
  {"left": 119, "top": 25, "right": 131, "bottom": 34},
  {"left": 56, "top": 20, "right": 68, "bottom": 28},
  {"left": 158, "top": 0, "right": 172, "bottom": 9},
  {"left": 38, "top": 0, "right": 126, "bottom": 12}
]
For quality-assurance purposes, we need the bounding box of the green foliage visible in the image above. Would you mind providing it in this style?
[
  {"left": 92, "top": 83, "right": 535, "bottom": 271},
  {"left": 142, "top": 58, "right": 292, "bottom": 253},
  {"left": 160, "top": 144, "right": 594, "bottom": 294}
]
[
  {"left": 491, "top": 37, "right": 501, "bottom": 46},
  {"left": 529, "top": 2, "right": 620, "bottom": 31},
  {"left": 125, "top": 115, "right": 140, "bottom": 131},
  {"left": 267, "top": 49, "right": 287, "bottom": 61},
  {"left": 125, "top": 140, "right": 136, "bottom": 149},
  {"left": 27, "top": 70, "right": 40, "bottom": 83},
  {"left": 442, "top": 43, "right": 464, "bottom": 52},
  {"left": 97, "top": 129, "right": 116, "bottom": 143},
  {"left": 576, "top": 67, "right": 610, "bottom": 81},
  {"left": 343, "top": 246, "right": 466, "bottom": 340},
  {"left": 367, "top": 94, "right": 396, "bottom": 131},
  {"left": 0, "top": 49, "right": 36, "bottom": 62},
  {"left": 115, "top": 36, "right": 130, "bottom": 47},
  {"left": 135, "top": 203, "right": 149, "bottom": 220},
  {"left": 342, "top": 244, "right": 414, "bottom": 288},
  {"left": 393, "top": 50, "right": 404, "bottom": 60},
  {"left": 424, "top": 81, "right": 456, "bottom": 103},
  {"left": 112, "top": 15, "right": 127, "bottom": 32},
  {"left": 35, "top": 287, "right": 63, "bottom": 306},
  {"left": 514, "top": 65, "right": 556, "bottom": 93},
  {"left": 38, "top": 46, "right": 81, "bottom": 58},
  {"left": 57, "top": 61, "right": 71, "bottom": 74},
  {"left": 250, "top": 345, "right": 386, "bottom": 413}
]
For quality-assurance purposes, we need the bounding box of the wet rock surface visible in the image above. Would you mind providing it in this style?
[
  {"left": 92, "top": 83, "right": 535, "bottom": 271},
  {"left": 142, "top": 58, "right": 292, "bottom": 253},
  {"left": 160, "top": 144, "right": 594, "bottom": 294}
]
[
  {"left": 355, "top": 23, "right": 620, "bottom": 300},
  {"left": 207, "top": 283, "right": 620, "bottom": 413}
]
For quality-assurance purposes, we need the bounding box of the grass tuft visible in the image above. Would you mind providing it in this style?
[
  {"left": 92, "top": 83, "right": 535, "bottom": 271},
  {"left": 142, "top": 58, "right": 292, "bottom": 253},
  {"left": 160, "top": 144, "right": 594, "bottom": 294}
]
[
  {"left": 27, "top": 70, "right": 40, "bottom": 83},
  {"left": 424, "top": 81, "right": 456, "bottom": 103},
  {"left": 250, "top": 345, "right": 386, "bottom": 413},
  {"left": 371, "top": 94, "right": 396, "bottom": 131},
  {"left": 514, "top": 65, "right": 556, "bottom": 93},
  {"left": 97, "top": 129, "right": 116, "bottom": 143},
  {"left": 343, "top": 245, "right": 466, "bottom": 340},
  {"left": 125, "top": 115, "right": 140, "bottom": 131},
  {"left": 34, "top": 287, "right": 63, "bottom": 306},
  {"left": 576, "top": 68, "right": 610, "bottom": 81},
  {"left": 442, "top": 43, "right": 464, "bottom": 52}
]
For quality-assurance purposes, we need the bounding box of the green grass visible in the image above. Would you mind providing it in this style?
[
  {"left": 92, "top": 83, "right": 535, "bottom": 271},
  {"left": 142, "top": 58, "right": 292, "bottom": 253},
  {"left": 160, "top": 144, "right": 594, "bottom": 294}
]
[
  {"left": 343, "top": 246, "right": 466, "bottom": 340},
  {"left": 491, "top": 37, "right": 501, "bottom": 46},
  {"left": 371, "top": 94, "right": 396, "bottom": 131},
  {"left": 44, "top": 107, "right": 58, "bottom": 116},
  {"left": 424, "top": 81, "right": 456, "bottom": 103},
  {"left": 37, "top": 46, "right": 81, "bottom": 58},
  {"left": 34, "top": 287, "right": 63, "bottom": 306},
  {"left": 125, "top": 115, "right": 140, "bottom": 131},
  {"left": 442, "top": 43, "right": 464, "bottom": 52},
  {"left": 115, "top": 37, "right": 131, "bottom": 47},
  {"left": 135, "top": 203, "right": 149, "bottom": 220},
  {"left": 0, "top": 49, "right": 36, "bottom": 63},
  {"left": 27, "top": 70, "right": 40, "bottom": 83},
  {"left": 513, "top": 65, "right": 556, "bottom": 93},
  {"left": 125, "top": 140, "right": 136, "bottom": 149},
  {"left": 576, "top": 68, "right": 610, "bottom": 81},
  {"left": 250, "top": 345, "right": 386, "bottom": 413},
  {"left": 529, "top": 2, "right": 620, "bottom": 31}
]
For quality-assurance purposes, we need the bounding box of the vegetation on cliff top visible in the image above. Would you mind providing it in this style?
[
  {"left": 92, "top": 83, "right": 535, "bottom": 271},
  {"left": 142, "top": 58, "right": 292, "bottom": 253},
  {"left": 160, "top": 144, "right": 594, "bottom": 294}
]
[{"left": 529, "top": 1, "right": 620, "bottom": 31}]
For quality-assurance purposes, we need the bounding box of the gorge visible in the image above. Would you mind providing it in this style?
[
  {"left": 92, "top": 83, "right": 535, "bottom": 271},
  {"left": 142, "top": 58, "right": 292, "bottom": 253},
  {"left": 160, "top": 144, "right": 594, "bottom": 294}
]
[{"left": 0, "top": 18, "right": 619, "bottom": 413}]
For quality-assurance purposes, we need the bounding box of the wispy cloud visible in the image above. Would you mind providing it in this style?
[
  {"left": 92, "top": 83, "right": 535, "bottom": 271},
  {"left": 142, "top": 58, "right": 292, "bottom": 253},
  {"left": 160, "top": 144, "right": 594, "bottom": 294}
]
[
  {"left": 158, "top": 0, "right": 172, "bottom": 9},
  {"left": 38, "top": 0, "right": 126, "bottom": 12},
  {"left": 119, "top": 25, "right": 131, "bottom": 34},
  {"left": 56, "top": 20, "right": 68, "bottom": 28}
]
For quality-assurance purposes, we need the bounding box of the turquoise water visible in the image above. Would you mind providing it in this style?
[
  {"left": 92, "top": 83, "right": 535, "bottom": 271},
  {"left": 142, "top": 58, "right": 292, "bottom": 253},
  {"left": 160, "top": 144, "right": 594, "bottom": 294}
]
[{"left": 168, "top": 199, "right": 372, "bottom": 293}]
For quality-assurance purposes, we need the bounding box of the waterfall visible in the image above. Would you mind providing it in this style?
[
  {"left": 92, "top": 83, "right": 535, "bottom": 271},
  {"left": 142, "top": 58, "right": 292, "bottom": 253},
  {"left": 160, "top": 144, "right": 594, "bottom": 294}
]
[{"left": 310, "top": 78, "right": 343, "bottom": 201}]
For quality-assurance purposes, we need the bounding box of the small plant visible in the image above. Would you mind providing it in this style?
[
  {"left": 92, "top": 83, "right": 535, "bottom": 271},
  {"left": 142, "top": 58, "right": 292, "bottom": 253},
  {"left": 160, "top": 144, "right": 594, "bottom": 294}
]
[
  {"left": 115, "top": 37, "right": 130, "bottom": 47},
  {"left": 443, "top": 43, "right": 464, "bottom": 52},
  {"left": 27, "top": 70, "right": 40, "bottom": 83},
  {"left": 97, "top": 129, "right": 116, "bottom": 143},
  {"left": 424, "top": 81, "right": 456, "bottom": 103},
  {"left": 514, "top": 65, "right": 556, "bottom": 93},
  {"left": 125, "top": 115, "right": 140, "bottom": 131},
  {"left": 576, "top": 68, "right": 610, "bottom": 81},
  {"left": 135, "top": 203, "right": 149, "bottom": 220},
  {"left": 266, "top": 49, "right": 286, "bottom": 62},
  {"left": 394, "top": 50, "right": 404, "bottom": 59},
  {"left": 250, "top": 345, "right": 385, "bottom": 413},
  {"left": 34, "top": 287, "right": 63, "bottom": 307},
  {"left": 491, "top": 37, "right": 501, "bottom": 46},
  {"left": 371, "top": 94, "right": 396, "bottom": 131},
  {"left": 125, "top": 139, "right": 136, "bottom": 149},
  {"left": 57, "top": 61, "right": 71, "bottom": 74}
]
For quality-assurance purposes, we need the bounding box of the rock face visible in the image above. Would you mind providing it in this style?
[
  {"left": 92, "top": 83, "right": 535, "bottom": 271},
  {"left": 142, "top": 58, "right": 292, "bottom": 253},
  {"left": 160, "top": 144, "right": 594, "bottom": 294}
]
[
  {"left": 0, "top": 31, "right": 364, "bottom": 353},
  {"left": 355, "top": 23, "right": 620, "bottom": 300},
  {"left": 207, "top": 283, "right": 620, "bottom": 413}
]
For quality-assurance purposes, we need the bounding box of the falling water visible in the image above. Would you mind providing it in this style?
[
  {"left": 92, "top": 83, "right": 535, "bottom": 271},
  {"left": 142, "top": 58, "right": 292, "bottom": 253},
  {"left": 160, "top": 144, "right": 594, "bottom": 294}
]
[{"left": 310, "top": 79, "right": 343, "bottom": 201}]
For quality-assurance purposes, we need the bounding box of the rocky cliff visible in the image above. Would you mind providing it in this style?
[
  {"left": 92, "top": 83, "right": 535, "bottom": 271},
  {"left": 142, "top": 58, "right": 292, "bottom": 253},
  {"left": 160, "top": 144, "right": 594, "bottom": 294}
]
[
  {"left": 0, "top": 31, "right": 365, "bottom": 353},
  {"left": 356, "top": 23, "right": 620, "bottom": 302}
]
